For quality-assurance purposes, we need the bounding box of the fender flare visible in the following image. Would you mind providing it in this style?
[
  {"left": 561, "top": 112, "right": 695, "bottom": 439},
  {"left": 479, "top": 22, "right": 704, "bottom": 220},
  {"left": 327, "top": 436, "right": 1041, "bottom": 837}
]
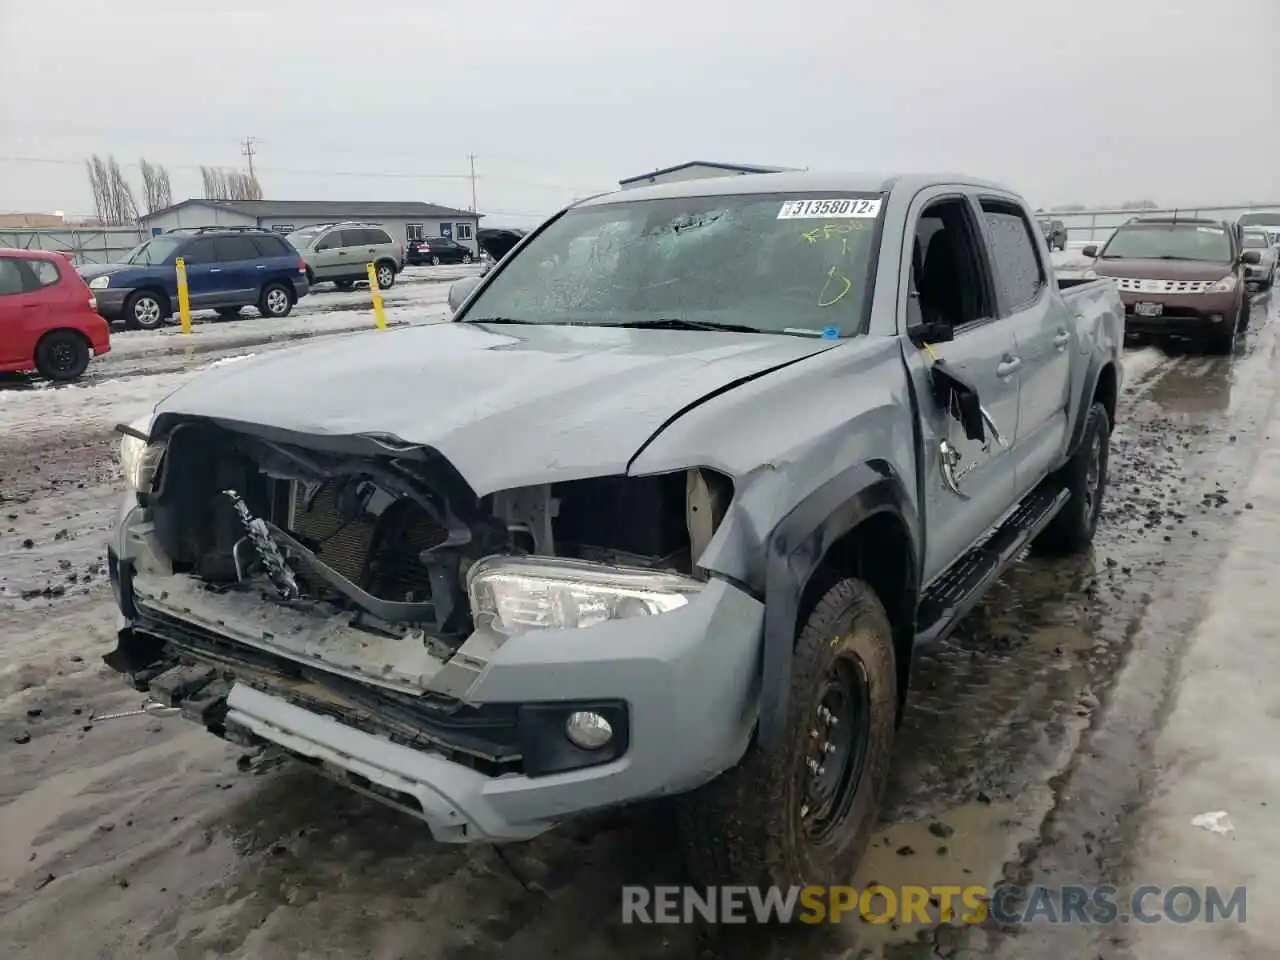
[
  {"left": 1065, "top": 358, "right": 1115, "bottom": 459},
  {"left": 758, "top": 459, "right": 919, "bottom": 748}
]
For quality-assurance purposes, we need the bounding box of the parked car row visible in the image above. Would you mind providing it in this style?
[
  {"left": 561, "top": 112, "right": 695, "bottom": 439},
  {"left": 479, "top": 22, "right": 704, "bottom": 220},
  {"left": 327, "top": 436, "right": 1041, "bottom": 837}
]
[{"left": 406, "top": 235, "right": 474, "bottom": 265}]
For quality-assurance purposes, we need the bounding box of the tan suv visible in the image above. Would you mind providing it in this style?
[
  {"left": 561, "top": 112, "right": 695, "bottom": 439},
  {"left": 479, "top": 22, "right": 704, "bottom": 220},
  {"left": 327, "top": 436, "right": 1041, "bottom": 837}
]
[{"left": 286, "top": 222, "right": 404, "bottom": 291}]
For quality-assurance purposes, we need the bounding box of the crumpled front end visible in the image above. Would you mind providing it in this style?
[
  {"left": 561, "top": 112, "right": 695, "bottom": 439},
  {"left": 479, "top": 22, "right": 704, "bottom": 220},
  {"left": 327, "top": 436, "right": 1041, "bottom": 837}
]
[{"left": 106, "top": 415, "right": 763, "bottom": 840}]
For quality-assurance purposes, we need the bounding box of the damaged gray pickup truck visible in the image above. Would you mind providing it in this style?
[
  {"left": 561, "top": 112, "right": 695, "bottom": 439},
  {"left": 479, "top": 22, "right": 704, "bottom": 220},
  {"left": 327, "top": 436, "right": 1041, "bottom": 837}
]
[{"left": 105, "top": 172, "right": 1124, "bottom": 888}]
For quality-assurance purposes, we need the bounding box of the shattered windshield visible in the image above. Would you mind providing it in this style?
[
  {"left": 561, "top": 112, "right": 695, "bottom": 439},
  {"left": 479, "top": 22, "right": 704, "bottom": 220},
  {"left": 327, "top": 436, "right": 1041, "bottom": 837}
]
[
  {"left": 460, "top": 192, "right": 885, "bottom": 337},
  {"left": 125, "top": 237, "right": 182, "bottom": 265}
]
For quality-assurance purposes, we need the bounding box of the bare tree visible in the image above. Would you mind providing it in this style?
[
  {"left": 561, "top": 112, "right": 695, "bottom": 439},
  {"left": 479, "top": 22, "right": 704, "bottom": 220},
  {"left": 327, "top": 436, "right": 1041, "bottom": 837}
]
[
  {"left": 84, "top": 154, "right": 139, "bottom": 225},
  {"left": 139, "top": 158, "right": 173, "bottom": 214},
  {"left": 200, "top": 166, "right": 264, "bottom": 201}
]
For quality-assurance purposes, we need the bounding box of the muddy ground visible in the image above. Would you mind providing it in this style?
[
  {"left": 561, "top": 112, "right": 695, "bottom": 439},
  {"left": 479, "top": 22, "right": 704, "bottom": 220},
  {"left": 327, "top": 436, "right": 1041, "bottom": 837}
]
[{"left": 0, "top": 289, "right": 1276, "bottom": 959}]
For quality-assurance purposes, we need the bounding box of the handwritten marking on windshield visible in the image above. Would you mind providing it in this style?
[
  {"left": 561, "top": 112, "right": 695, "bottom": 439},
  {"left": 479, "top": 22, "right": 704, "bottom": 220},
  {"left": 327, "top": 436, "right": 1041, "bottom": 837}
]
[{"left": 801, "top": 222, "right": 868, "bottom": 244}]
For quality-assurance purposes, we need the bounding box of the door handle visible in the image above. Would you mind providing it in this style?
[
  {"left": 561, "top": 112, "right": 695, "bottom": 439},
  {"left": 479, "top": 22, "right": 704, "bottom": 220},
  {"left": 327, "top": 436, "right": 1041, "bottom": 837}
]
[
  {"left": 1053, "top": 330, "right": 1071, "bottom": 348},
  {"left": 996, "top": 356, "right": 1022, "bottom": 378},
  {"left": 938, "top": 440, "right": 970, "bottom": 499},
  {"left": 209, "top": 268, "right": 222, "bottom": 273},
  {"left": 337, "top": 251, "right": 348, "bottom": 256},
  {"left": 980, "top": 405, "right": 1008, "bottom": 450},
  {"left": 256, "top": 264, "right": 266, "bottom": 269}
]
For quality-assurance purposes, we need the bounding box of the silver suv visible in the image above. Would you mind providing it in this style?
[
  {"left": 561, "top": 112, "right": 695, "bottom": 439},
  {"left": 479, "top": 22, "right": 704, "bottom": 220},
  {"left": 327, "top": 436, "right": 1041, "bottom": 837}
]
[{"left": 286, "top": 222, "right": 404, "bottom": 290}]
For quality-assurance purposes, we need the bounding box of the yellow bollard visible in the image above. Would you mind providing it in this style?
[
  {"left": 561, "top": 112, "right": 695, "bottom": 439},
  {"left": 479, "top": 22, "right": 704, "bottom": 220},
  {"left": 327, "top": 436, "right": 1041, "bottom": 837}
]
[
  {"left": 175, "top": 257, "right": 192, "bottom": 334},
  {"left": 366, "top": 262, "right": 387, "bottom": 331}
]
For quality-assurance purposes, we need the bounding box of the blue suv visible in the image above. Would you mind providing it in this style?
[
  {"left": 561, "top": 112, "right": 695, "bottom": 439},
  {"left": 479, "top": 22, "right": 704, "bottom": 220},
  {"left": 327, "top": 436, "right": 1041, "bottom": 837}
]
[{"left": 79, "top": 227, "right": 311, "bottom": 329}]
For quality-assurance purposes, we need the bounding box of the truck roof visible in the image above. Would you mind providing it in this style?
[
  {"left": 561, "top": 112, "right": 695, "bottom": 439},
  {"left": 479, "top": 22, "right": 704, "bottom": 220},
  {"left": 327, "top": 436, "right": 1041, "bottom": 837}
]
[{"left": 579, "top": 170, "right": 1016, "bottom": 207}]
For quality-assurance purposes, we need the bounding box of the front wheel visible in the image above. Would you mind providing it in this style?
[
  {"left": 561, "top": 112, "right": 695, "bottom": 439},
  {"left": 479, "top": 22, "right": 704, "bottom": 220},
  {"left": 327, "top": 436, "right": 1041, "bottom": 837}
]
[
  {"left": 258, "top": 282, "right": 293, "bottom": 318},
  {"left": 375, "top": 262, "right": 396, "bottom": 289},
  {"left": 462, "top": 253, "right": 473, "bottom": 264},
  {"left": 123, "top": 291, "right": 168, "bottom": 330},
  {"left": 1032, "top": 400, "right": 1111, "bottom": 555},
  {"left": 35, "top": 331, "right": 90, "bottom": 381},
  {"left": 679, "top": 577, "right": 897, "bottom": 887}
]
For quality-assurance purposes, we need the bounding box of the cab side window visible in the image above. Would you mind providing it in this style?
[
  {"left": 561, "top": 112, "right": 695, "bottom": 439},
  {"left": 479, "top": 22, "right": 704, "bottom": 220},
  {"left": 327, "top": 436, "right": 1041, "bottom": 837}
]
[
  {"left": 979, "top": 200, "right": 1045, "bottom": 313},
  {"left": 911, "top": 198, "right": 994, "bottom": 332}
]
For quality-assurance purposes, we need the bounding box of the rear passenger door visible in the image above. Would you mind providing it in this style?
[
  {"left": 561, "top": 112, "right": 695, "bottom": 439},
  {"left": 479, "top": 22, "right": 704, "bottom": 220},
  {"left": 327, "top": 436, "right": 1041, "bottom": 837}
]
[
  {"left": 977, "top": 196, "right": 1070, "bottom": 497},
  {"left": 213, "top": 235, "right": 264, "bottom": 305},
  {"left": 177, "top": 238, "right": 221, "bottom": 307}
]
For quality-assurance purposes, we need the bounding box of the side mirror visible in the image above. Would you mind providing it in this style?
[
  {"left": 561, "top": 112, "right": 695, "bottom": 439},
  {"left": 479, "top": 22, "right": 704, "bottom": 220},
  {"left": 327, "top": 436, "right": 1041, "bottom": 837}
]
[
  {"left": 1081, "top": 245, "right": 1098, "bottom": 258},
  {"left": 1241, "top": 250, "right": 1262, "bottom": 265},
  {"left": 905, "top": 291, "right": 954, "bottom": 347},
  {"left": 448, "top": 276, "right": 482, "bottom": 314}
]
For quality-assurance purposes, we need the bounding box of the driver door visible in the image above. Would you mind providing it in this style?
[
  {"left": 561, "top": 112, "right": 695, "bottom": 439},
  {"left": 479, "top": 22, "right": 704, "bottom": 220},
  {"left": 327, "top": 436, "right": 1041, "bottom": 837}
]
[{"left": 901, "top": 191, "right": 1021, "bottom": 586}]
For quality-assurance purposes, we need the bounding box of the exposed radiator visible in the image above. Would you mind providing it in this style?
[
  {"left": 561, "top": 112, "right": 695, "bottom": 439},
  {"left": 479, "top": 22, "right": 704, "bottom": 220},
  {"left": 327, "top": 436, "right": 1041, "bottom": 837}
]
[{"left": 287, "top": 479, "right": 445, "bottom": 602}]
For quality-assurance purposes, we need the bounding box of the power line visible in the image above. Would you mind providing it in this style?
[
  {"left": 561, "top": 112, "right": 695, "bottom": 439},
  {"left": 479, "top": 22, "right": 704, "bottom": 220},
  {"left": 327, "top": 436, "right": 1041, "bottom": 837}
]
[{"left": 0, "top": 154, "right": 605, "bottom": 192}]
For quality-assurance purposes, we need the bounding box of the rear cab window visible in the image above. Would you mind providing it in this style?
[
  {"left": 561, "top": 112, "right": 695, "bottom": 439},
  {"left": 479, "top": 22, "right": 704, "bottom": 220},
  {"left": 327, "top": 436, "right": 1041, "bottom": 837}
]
[
  {"left": 460, "top": 191, "right": 886, "bottom": 337},
  {"left": 979, "top": 199, "right": 1046, "bottom": 312}
]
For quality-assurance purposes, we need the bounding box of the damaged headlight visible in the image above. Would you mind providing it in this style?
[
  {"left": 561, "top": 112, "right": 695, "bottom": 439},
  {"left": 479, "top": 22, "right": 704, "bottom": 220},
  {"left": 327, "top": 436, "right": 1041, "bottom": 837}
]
[
  {"left": 117, "top": 415, "right": 165, "bottom": 492},
  {"left": 466, "top": 556, "right": 703, "bottom": 636}
]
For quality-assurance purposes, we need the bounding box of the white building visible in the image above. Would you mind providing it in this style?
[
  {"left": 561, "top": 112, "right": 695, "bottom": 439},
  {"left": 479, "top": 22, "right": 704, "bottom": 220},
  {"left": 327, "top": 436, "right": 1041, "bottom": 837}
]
[
  {"left": 618, "top": 161, "right": 799, "bottom": 191},
  {"left": 139, "top": 200, "right": 483, "bottom": 255}
]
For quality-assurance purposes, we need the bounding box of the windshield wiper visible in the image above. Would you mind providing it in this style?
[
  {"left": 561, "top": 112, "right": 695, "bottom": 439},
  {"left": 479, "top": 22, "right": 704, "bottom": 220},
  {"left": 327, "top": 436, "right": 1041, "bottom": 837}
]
[{"left": 614, "top": 318, "right": 762, "bottom": 334}]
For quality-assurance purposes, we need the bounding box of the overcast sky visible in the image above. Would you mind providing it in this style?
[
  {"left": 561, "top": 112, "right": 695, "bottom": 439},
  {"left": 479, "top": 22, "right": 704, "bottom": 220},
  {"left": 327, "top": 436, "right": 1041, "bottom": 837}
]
[{"left": 2, "top": 0, "right": 1276, "bottom": 227}]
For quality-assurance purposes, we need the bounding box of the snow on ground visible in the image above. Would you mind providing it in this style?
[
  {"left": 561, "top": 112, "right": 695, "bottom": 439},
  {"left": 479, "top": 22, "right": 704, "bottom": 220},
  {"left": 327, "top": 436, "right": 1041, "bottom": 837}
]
[
  {"left": 0, "top": 265, "right": 470, "bottom": 442},
  {"left": 105, "top": 264, "right": 468, "bottom": 360}
]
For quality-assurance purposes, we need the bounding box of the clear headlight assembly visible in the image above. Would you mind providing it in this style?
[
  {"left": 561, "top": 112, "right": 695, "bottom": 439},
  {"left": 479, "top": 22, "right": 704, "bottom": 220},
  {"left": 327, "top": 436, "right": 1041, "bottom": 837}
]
[
  {"left": 117, "top": 415, "right": 166, "bottom": 492},
  {"left": 466, "top": 555, "right": 704, "bottom": 636}
]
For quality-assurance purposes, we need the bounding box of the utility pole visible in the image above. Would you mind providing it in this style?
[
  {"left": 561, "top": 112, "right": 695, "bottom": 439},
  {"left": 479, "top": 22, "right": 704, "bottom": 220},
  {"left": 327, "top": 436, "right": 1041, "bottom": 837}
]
[
  {"left": 241, "top": 137, "right": 258, "bottom": 178},
  {"left": 467, "top": 153, "right": 478, "bottom": 213}
]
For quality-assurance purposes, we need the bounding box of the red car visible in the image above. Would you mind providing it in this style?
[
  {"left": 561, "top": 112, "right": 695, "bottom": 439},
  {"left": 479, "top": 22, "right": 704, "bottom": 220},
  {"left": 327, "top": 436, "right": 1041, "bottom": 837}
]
[{"left": 0, "top": 249, "right": 111, "bottom": 381}]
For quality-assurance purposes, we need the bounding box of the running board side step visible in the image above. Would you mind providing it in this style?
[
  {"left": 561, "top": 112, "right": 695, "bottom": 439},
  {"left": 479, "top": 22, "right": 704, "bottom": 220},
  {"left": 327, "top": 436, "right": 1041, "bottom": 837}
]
[{"left": 914, "top": 484, "right": 1070, "bottom": 648}]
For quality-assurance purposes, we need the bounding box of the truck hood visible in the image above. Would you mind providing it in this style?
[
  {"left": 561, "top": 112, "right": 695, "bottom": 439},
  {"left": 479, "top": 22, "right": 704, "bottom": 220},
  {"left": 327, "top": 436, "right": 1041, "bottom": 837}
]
[
  {"left": 1092, "top": 258, "right": 1235, "bottom": 281},
  {"left": 154, "top": 321, "right": 839, "bottom": 495}
]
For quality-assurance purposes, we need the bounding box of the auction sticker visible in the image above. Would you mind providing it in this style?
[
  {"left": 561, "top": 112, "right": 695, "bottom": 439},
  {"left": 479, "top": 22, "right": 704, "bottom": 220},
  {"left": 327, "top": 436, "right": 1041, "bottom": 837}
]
[{"left": 777, "top": 198, "right": 882, "bottom": 220}]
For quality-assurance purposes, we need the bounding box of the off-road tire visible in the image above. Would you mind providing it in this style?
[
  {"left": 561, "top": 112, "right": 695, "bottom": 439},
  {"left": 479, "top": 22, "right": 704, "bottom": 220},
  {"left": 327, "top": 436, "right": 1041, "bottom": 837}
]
[
  {"left": 215, "top": 307, "right": 241, "bottom": 321},
  {"left": 258, "top": 282, "right": 293, "bottom": 318},
  {"left": 1032, "top": 401, "right": 1110, "bottom": 556},
  {"left": 123, "top": 290, "right": 168, "bottom": 330},
  {"left": 678, "top": 577, "right": 897, "bottom": 887},
  {"left": 375, "top": 261, "right": 396, "bottom": 290},
  {"left": 34, "top": 330, "right": 90, "bottom": 382}
]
